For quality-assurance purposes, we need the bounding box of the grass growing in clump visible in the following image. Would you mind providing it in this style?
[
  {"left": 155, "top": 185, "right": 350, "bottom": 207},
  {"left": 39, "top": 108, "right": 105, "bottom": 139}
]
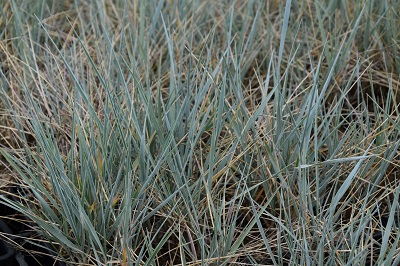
[{"left": 0, "top": 0, "right": 399, "bottom": 265}]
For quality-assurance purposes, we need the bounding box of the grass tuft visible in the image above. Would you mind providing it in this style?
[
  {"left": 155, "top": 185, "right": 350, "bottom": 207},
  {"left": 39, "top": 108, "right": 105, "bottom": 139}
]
[{"left": 0, "top": 0, "right": 399, "bottom": 265}]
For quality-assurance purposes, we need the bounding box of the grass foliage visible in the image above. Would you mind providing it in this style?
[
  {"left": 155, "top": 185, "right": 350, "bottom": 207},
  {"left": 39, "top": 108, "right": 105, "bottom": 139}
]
[{"left": 0, "top": 0, "right": 399, "bottom": 265}]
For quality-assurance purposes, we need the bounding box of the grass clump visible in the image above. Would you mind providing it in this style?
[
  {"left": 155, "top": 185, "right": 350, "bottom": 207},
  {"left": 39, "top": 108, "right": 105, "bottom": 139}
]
[{"left": 0, "top": 0, "right": 399, "bottom": 265}]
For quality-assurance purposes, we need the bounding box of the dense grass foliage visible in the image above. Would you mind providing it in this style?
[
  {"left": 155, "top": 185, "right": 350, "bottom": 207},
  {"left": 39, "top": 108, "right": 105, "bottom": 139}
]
[{"left": 0, "top": 0, "right": 399, "bottom": 265}]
